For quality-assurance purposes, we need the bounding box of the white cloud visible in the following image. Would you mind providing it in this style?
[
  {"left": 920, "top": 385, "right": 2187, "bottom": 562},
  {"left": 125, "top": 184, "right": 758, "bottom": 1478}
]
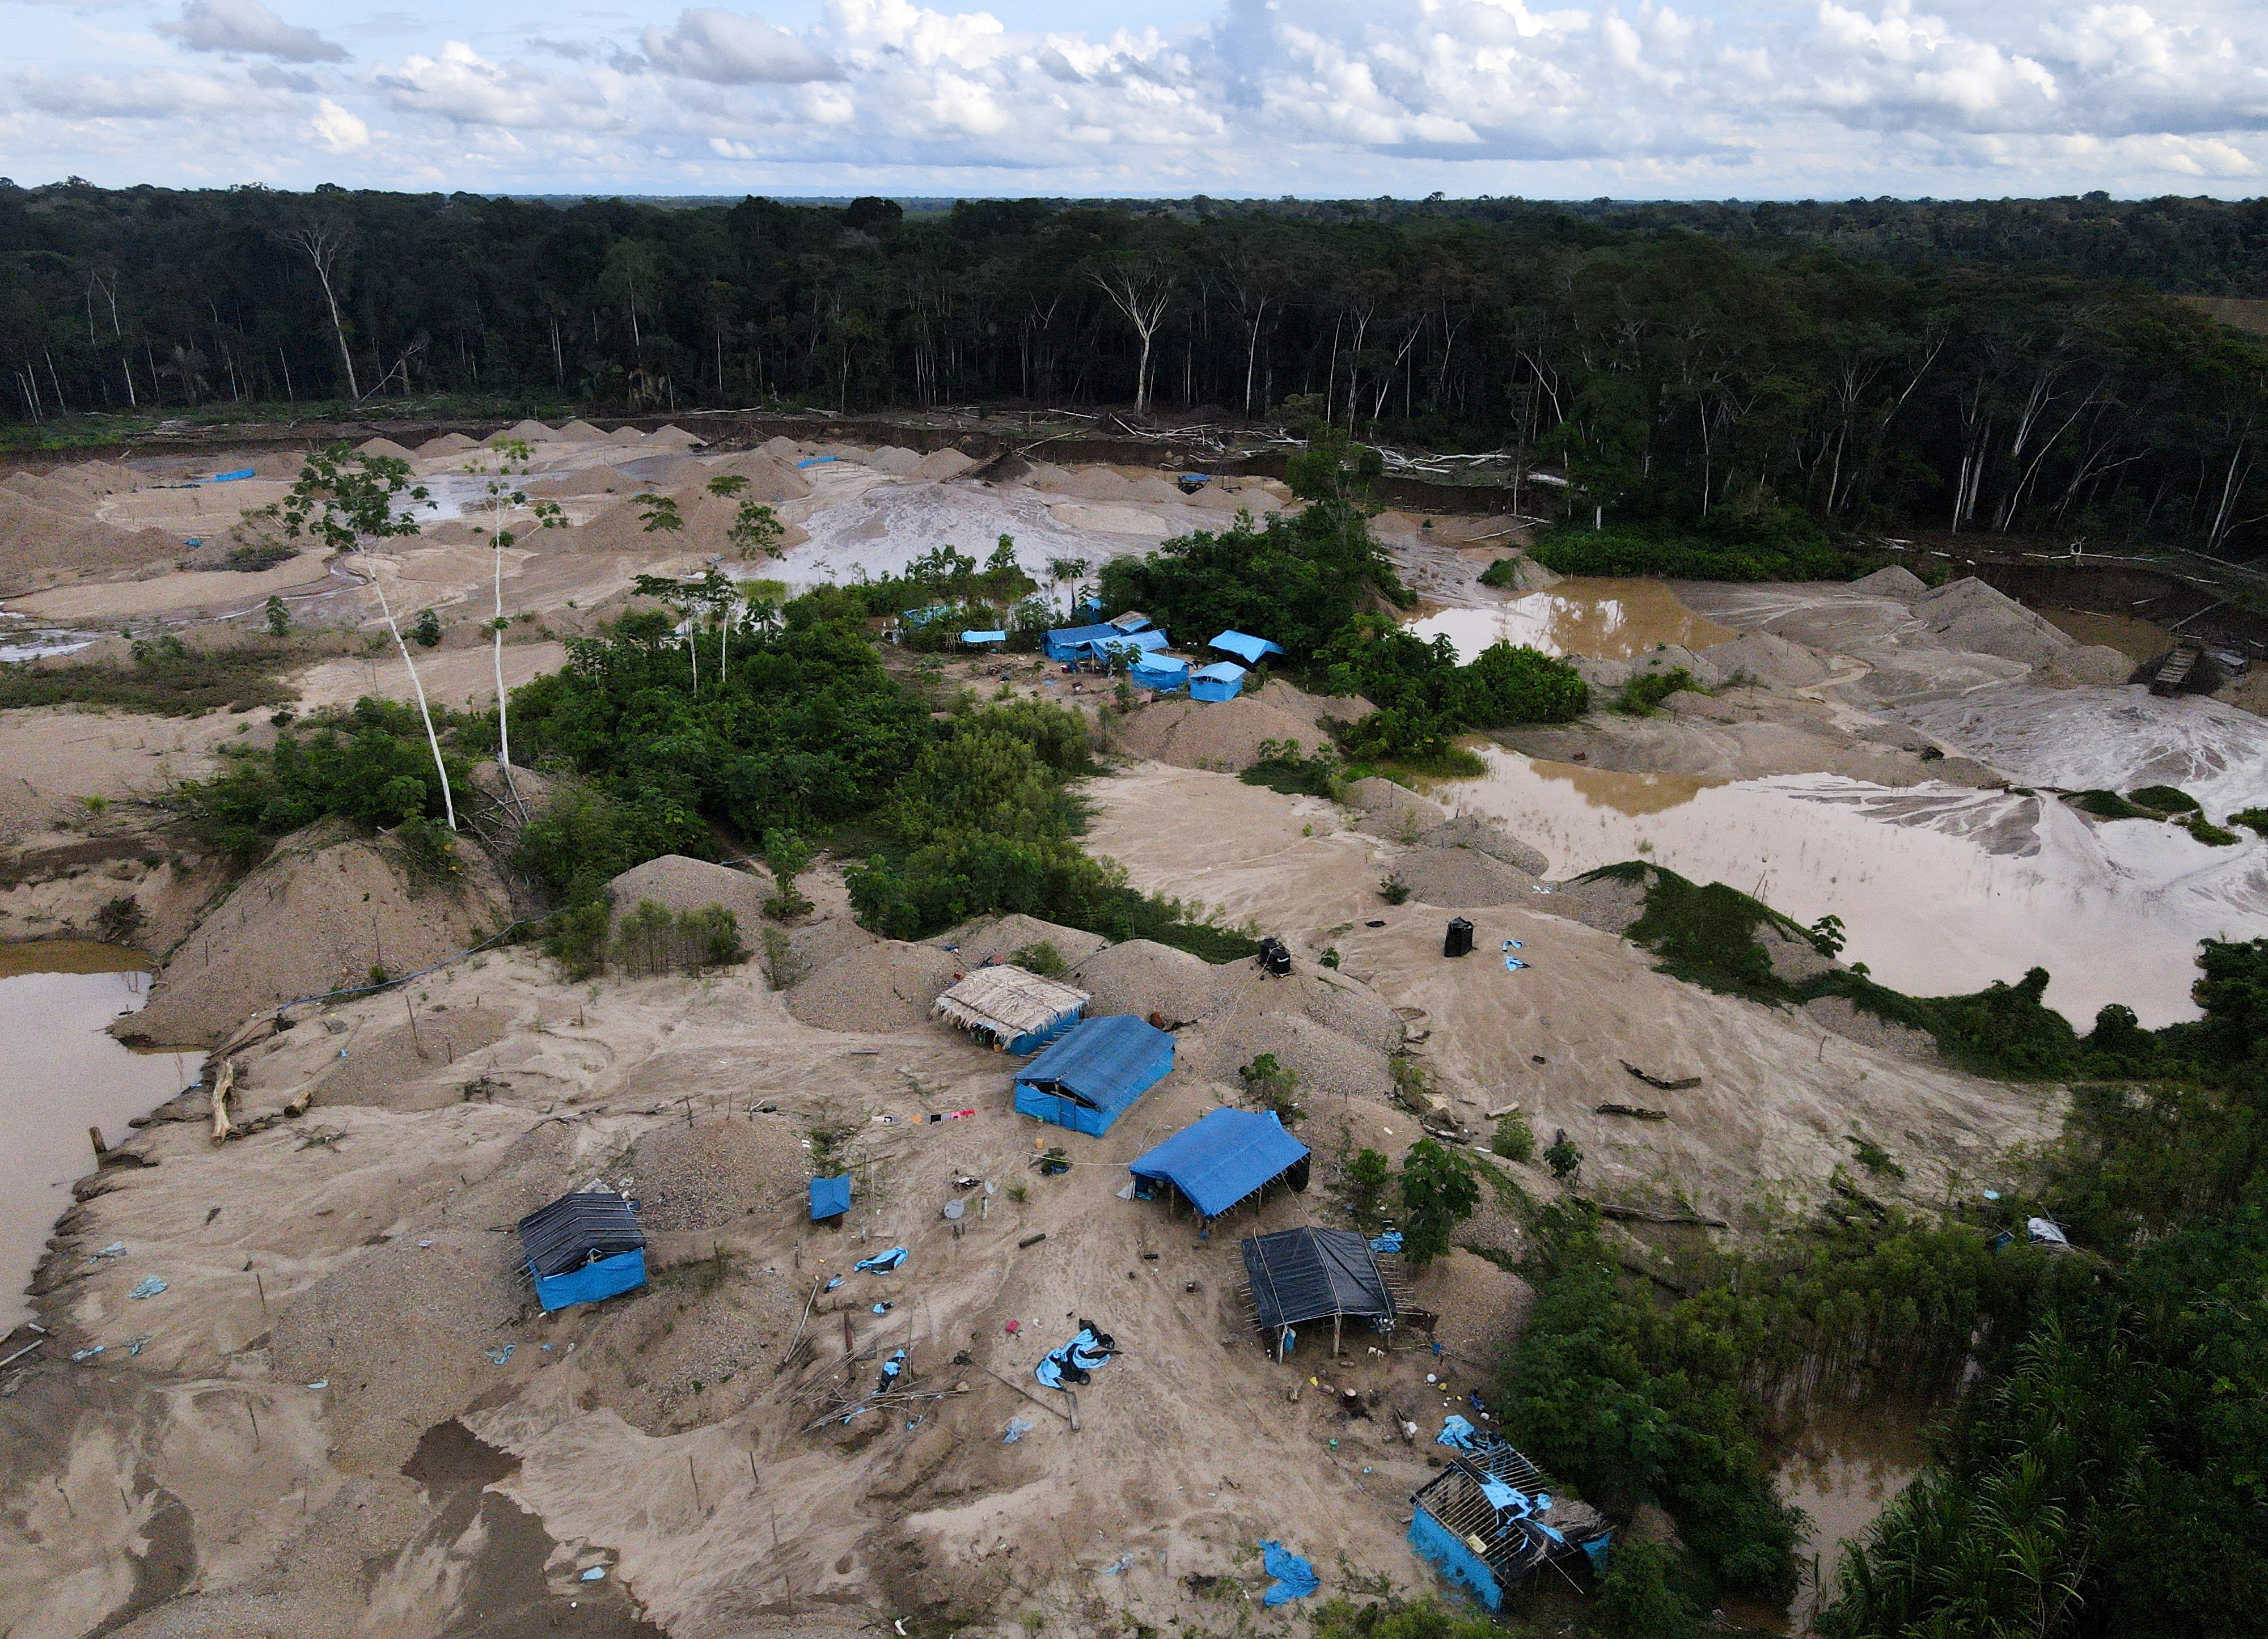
[
  {"left": 6, "top": 0, "right": 2266, "bottom": 194},
  {"left": 311, "top": 95, "right": 369, "bottom": 149},
  {"left": 158, "top": 0, "right": 346, "bottom": 63},
  {"left": 644, "top": 9, "right": 842, "bottom": 83}
]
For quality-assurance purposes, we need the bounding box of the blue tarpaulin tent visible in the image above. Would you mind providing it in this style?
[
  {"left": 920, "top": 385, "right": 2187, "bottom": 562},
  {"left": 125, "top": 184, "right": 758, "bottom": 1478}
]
[
  {"left": 1013, "top": 1014, "right": 1175, "bottom": 1136},
  {"left": 959, "top": 629, "right": 1008, "bottom": 646},
  {"left": 1128, "top": 1109, "right": 1311, "bottom": 1219},
  {"left": 1081, "top": 630, "right": 1171, "bottom": 663},
  {"left": 1131, "top": 654, "right": 1190, "bottom": 692},
  {"left": 517, "top": 1191, "right": 647, "bottom": 1311},
  {"left": 902, "top": 605, "right": 950, "bottom": 628},
  {"left": 1209, "top": 630, "right": 1285, "bottom": 665},
  {"left": 809, "top": 1174, "right": 852, "bottom": 1221},
  {"left": 1189, "top": 662, "right": 1248, "bottom": 702},
  {"left": 1044, "top": 622, "right": 1120, "bottom": 661}
]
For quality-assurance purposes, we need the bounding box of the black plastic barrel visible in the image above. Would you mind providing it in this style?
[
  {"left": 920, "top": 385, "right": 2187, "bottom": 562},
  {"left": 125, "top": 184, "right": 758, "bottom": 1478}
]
[{"left": 1444, "top": 917, "right": 1475, "bottom": 958}]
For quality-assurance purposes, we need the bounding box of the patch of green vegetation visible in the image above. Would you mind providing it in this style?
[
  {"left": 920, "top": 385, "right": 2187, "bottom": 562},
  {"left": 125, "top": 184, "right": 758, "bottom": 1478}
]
[
  {"left": 1475, "top": 555, "right": 1526, "bottom": 589},
  {"left": 2069, "top": 788, "right": 2155, "bottom": 819},
  {"left": 2230, "top": 806, "right": 2268, "bottom": 837},
  {"left": 1491, "top": 1108, "right": 1537, "bottom": 1163},
  {"left": 1593, "top": 862, "right": 1813, "bottom": 1001},
  {"left": 2127, "top": 783, "right": 2202, "bottom": 814},
  {"left": 1527, "top": 518, "right": 1868, "bottom": 583},
  {"left": 0, "top": 634, "right": 297, "bottom": 717},
  {"left": 2182, "top": 814, "right": 2240, "bottom": 846},
  {"left": 1845, "top": 1132, "right": 1906, "bottom": 1180},
  {"left": 613, "top": 900, "right": 742, "bottom": 975},
  {"left": 1237, "top": 738, "right": 1341, "bottom": 797},
  {"left": 1238, "top": 1051, "right": 1306, "bottom": 1126},
  {"left": 1611, "top": 666, "right": 1695, "bottom": 716},
  {"left": 1397, "top": 1138, "right": 1479, "bottom": 1265},
  {"left": 1009, "top": 939, "right": 1069, "bottom": 979}
]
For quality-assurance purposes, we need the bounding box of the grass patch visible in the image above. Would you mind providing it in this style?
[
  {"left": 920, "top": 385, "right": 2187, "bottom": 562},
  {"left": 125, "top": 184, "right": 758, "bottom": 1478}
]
[
  {"left": 2182, "top": 815, "right": 2241, "bottom": 846},
  {"left": 2127, "top": 783, "right": 2202, "bottom": 814},
  {"left": 1527, "top": 523, "right": 1868, "bottom": 583},
  {"left": 0, "top": 636, "right": 298, "bottom": 716},
  {"left": 2229, "top": 807, "right": 2268, "bottom": 837},
  {"left": 2070, "top": 789, "right": 2154, "bottom": 819},
  {"left": 1613, "top": 667, "right": 1696, "bottom": 716},
  {"left": 1238, "top": 738, "right": 1342, "bottom": 797}
]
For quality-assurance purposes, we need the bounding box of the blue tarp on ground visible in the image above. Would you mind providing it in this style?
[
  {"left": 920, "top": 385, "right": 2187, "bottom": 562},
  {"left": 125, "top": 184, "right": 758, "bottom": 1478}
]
[
  {"left": 1208, "top": 630, "right": 1285, "bottom": 664},
  {"left": 794, "top": 455, "right": 837, "bottom": 468},
  {"left": 532, "top": 1249, "right": 646, "bottom": 1311},
  {"left": 959, "top": 629, "right": 1008, "bottom": 645},
  {"left": 211, "top": 467, "right": 256, "bottom": 482},
  {"left": 1128, "top": 1108, "right": 1310, "bottom": 1218},
  {"left": 1013, "top": 1014, "right": 1175, "bottom": 1137},
  {"left": 1260, "top": 1541, "right": 1319, "bottom": 1606},
  {"left": 809, "top": 1174, "right": 852, "bottom": 1221},
  {"left": 1131, "top": 654, "right": 1190, "bottom": 692},
  {"left": 1044, "top": 622, "right": 1121, "bottom": 661},
  {"left": 1189, "top": 661, "right": 1248, "bottom": 702}
]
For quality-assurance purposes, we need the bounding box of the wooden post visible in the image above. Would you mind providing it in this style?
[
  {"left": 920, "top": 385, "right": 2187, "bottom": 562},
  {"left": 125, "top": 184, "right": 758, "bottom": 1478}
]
[
  {"left": 88, "top": 1126, "right": 107, "bottom": 1164},
  {"left": 403, "top": 994, "right": 425, "bottom": 1058},
  {"left": 1332, "top": 1314, "right": 1342, "bottom": 1358}
]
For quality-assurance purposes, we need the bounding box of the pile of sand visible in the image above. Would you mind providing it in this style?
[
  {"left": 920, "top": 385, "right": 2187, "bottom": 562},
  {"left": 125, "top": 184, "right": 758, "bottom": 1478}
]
[
  {"left": 1183, "top": 1005, "right": 1395, "bottom": 1103},
  {"left": 759, "top": 435, "right": 805, "bottom": 461},
  {"left": 606, "top": 855, "right": 773, "bottom": 929},
  {"left": 785, "top": 907, "right": 877, "bottom": 976},
  {"left": 123, "top": 818, "right": 517, "bottom": 1047},
  {"left": 867, "top": 445, "right": 923, "bottom": 475},
  {"left": 606, "top": 426, "right": 648, "bottom": 446},
  {"left": 558, "top": 419, "right": 608, "bottom": 442},
  {"left": 0, "top": 489, "right": 181, "bottom": 586},
  {"left": 1070, "top": 938, "right": 1237, "bottom": 1025},
  {"left": 1390, "top": 846, "right": 1537, "bottom": 908},
  {"left": 1040, "top": 466, "right": 1132, "bottom": 501},
  {"left": 934, "top": 912, "right": 1107, "bottom": 969},
  {"left": 1111, "top": 693, "right": 1333, "bottom": 772},
  {"left": 630, "top": 1118, "right": 808, "bottom": 1230},
  {"left": 1761, "top": 921, "right": 1840, "bottom": 983},
  {"left": 644, "top": 425, "right": 704, "bottom": 448},
  {"left": 1913, "top": 578, "right": 2077, "bottom": 668},
  {"left": 1420, "top": 815, "right": 1548, "bottom": 876},
  {"left": 416, "top": 434, "right": 480, "bottom": 458},
  {"left": 354, "top": 437, "right": 417, "bottom": 460},
  {"left": 501, "top": 418, "right": 555, "bottom": 443},
  {"left": 700, "top": 449, "right": 813, "bottom": 501},
  {"left": 1344, "top": 777, "right": 1449, "bottom": 840},
  {"left": 1846, "top": 565, "right": 1929, "bottom": 599},
  {"left": 307, "top": 1009, "right": 515, "bottom": 1112},
  {"left": 785, "top": 941, "right": 964, "bottom": 1032},
  {"left": 1534, "top": 871, "right": 1648, "bottom": 937},
  {"left": 1277, "top": 964, "right": 1407, "bottom": 1052},
  {"left": 912, "top": 447, "right": 976, "bottom": 480},
  {"left": 1698, "top": 629, "right": 1834, "bottom": 690},
  {"left": 523, "top": 465, "right": 641, "bottom": 500}
]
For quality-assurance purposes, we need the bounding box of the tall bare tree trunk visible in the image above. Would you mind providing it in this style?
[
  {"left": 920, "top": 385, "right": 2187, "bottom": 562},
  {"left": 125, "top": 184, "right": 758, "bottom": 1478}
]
[{"left": 359, "top": 556, "right": 456, "bottom": 831}]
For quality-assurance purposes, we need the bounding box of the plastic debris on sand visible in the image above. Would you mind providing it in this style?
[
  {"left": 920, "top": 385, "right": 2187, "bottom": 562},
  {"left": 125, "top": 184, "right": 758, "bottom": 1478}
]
[
  {"left": 856, "top": 1246, "right": 908, "bottom": 1273},
  {"left": 484, "top": 1343, "right": 517, "bottom": 1366},
  {"left": 1260, "top": 1540, "right": 1320, "bottom": 1606},
  {"left": 1002, "top": 1416, "right": 1035, "bottom": 1443},
  {"left": 127, "top": 1277, "right": 168, "bottom": 1299},
  {"left": 1437, "top": 1414, "right": 1479, "bottom": 1447}
]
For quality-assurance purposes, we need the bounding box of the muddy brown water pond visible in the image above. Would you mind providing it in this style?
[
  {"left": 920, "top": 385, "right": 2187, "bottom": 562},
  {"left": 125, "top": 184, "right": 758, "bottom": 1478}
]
[
  {"left": 1411, "top": 576, "right": 1737, "bottom": 662},
  {"left": 1775, "top": 1401, "right": 1930, "bottom": 1634},
  {"left": 1, "top": 942, "right": 194, "bottom": 1325}
]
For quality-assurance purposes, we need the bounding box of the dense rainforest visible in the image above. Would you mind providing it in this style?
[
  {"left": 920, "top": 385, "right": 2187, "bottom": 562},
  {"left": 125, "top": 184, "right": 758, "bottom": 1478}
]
[{"left": 5, "top": 181, "right": 2268, "bottom": 558}]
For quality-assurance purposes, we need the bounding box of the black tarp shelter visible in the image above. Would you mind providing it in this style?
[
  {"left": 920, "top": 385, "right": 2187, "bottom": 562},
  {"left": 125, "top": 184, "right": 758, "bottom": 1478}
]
[{"left": 1239, "top": 1226, "right": 1395, "bottom": 1356}]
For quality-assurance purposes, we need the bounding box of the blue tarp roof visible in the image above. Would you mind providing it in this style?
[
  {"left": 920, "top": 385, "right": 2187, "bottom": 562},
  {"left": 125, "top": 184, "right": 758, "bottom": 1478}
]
[
  {"left": 960, "top": 629, "right": 1008, "bottom": 644},
  {"left": 1082, "top": 629, "right": 1171, "bottom": 655},
  {"left": 1128, "top": 1109, "right": 1310, "bottom": 1218},
  {"left": 1132, "top": 654, "right": 1191, "bottom": 684},
  {"left": 903, "top": 605, "right": 950, "bottom": 626},
  {"left": 1209, "top": 630, "right": 1284, "bottom": 664},
  {"left": 1015, "top": 1014, "right": 1175, "bottom": 1109},
  {"left": 1046, "top": 621, "right": 1120, "bottom": 650},
  {"left": 809, "top": 1174, "right": 852, "bottom": 1221},
  {"left": 1192, "top": 661, "right": 1248, "bottom": 682}
]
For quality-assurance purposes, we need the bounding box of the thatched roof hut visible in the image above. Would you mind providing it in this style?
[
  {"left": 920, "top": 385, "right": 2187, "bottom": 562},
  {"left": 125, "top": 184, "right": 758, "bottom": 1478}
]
[{"left": 934, "top": 964, "right": 1090, "bottom": 1053}]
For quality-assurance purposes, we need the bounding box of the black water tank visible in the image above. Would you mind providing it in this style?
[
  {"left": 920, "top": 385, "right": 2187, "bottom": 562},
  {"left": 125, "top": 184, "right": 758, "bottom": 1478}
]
[
  {"left": 1262, "top": 939, "right": 1293, "bottom": 976},
  {"left": 1444, "top": 918, "right": 1475, "bottom": 959}
]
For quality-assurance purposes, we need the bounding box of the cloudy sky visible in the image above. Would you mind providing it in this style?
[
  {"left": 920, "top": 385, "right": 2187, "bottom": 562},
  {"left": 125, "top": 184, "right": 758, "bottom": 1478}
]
[{"left": 5, "top": 0, "right": 2265, "bottom": 198}]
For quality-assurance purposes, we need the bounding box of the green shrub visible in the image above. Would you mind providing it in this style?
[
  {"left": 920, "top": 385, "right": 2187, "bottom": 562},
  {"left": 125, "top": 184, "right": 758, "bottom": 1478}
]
[
  {"left": 2128, "top": 783, "right": 2202, "bottom": 814},
  {"left": 1398, "top": 1139, "right": 1479, "bottom": 1265},
  {"left": 2230, "top": 806, "right": 2268, "bottom": 836},
  {"left": 1239, "top": 1052, "right": 1306, "bottom": 1126},
  {"left": 2182, "top": 815, "right": 2240, "bottom": 846},
  {"left": 1239, "top": 738, "right": 1340, "bottom": 797},
  {"left": 1613, "top": 666, "right": 1695, "bottom": 715},
  {"left": 1341, "top": 1147, "right": 1394, "bottom": 1229},
  {"left": 2071, "top": 788, "right": 2153, "bottom": 819},
  {"left": 1380, "top": 875, "right": 1410, "bottom": 904},
  {"left": 1475, "top": 556, "right": 1525, "bottom": 588},
  {"left": 1598, "top": 1540, "right": 1704, "bottom": 1639},
  {"left": 1528, "top": 522, "right": 1860, "bottom": 582},
  {"left": 1010, "top": 939, "right": 1069, "bottom": 979},
  {"left": 547, "top": 899, "right": 610, "bottom": 980},
  {"left": 1491, "top": 1109, "right": 1535, "bottom": 1163}
]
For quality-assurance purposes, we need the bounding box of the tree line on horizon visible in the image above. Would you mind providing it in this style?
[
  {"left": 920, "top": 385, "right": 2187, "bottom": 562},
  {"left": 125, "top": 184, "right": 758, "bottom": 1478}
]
[{"left": 4, "top": 179, "right": 2267, "bottom": 558}]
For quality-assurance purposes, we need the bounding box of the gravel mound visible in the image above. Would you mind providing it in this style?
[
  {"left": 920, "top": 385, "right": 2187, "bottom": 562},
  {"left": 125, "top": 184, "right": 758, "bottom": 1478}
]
[
  {"left": 607, "top": 855, "right": 773, "bottom": 929},
  {"left": 1389, "top": 846, "right": 1537, "bottom": 908},
  {"left": 1699, "top": 629, "right": 1834, "bottom": 689},
  {"left": 1536, "top": 871, "right": 1648, "bottom": 937},
  {"left": 786, "top": 941, "right": 964, "bottom": 1032},
  {"left": 416, "top": 434, "right": 479, "bottom": 457},
  {"left": 1110, "top": 693, "right": 1327, "bottom": 772},
  {"left": 935, "top": 913, "right": 1108, "bottom": 969},
  {"left": 0, "top": 492, "right": 177, "bottom": 585},
  {"left": 1759, "top": 922, "right": 1838, "bottom": 983},
  {"left": 1913, "top": 578, "right": 2074, "bottom": 667},
  {"left": 312, "top": 1009, "right": 514, "bottom": 1111},
  {"left": 354, "top": 437, "right": 417, "bottom": 460},
  {"left": 869, "top": 445, "right": 923, "bottom": 475},
  {"left": 1046, "top": 467, "right": 1133, "bottom": 501},
  {"left": 502, "top": 418, "right": 555, "bottom": 442},
  {"left": 126, "top": 818, "right": 516, "bottom": 1048},
  {"left": 1279, "top": 967, "right": 1406, "bottom": 1053},
  {"left": 606, "top": 425, "right": 648, "bottom": 446},
  {"left": 1846, "top": 565, "right": 1928, "bottom": 599},
  {"left": 701, "top": 449, "right": 813, "bottom": 501},
  {"left": 1419, "top": 815, "right": 1548, "bottom": 876},
  {"left": 1071, "top": 938, "right": 1238, "bottom": 1026},
  {"left": 557, "top": 418, "right": 608, "bottom": 442},
  {"left": 759, "top": 435, "right": 805, "bottom": 461},
  {"left": 1801, "top": 994, "right": 1936, "bottom": 1059},
  {"left": 644, "top": 425, "right": 704, "bottom": 448},
  {"left": 523, "top": 467, "right": 641, "bottom": 501},
  {"left": 912, "top": 447, "right": 976, "bottom": 480},
  {"left": 1183, "top": 1007, "right": 1395, "bottom": 1103},
  {"left": 1345, "top": 777, "right": 1449, "bottom": 840},
  {"left": 2039, "top": 645, "right": 2135, "bottom": 687},
  {"left": 631, "top": 1118, "right": 809, "bottom": 1230}
]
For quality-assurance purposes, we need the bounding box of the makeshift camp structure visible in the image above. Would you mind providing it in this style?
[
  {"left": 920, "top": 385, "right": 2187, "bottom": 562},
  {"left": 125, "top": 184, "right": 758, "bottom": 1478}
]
[
  {"left": 808, "top": 1174, "right": 852, "bottom": 1222},
  {"left": 1209, "top": 630, "right": 1285, "bottom": 665},
  {"left": 1128, "top": 1108, "right": 1310, "bottom": 1225},
  {"left": 936, "top": 964, "right": 1090, "bottom": 1053},
  {"left": 517, "top": 1190, "right": 647, "bottom": 1311},
  {"left": 1013, "top": 1014, "right": 1175, "bottom": 1136},
  {"left": 1409, "top": 1440, "right": 1613, "bottom": 1611},
  {"left": 959, "top": 629, "right": 1008, "bottom": 647},
  {"left": 1107, "top": 611, "right": 1154, "bottom": 634},
  {"left": 1130, "top": 654, "right": 1191, "bottom": 692},
  {"left": 1189, "top": 662, "right": 1248, "bottom": 701},
  {"left": 1080, "top": 629, "right": 1171, "bottom": 667},
  {"left": 1239, "top": 1226, "right": 1411, "bottom": 1357},
  {"left": 1044, "top": 622, "right": 1120, "bottom": 661}
]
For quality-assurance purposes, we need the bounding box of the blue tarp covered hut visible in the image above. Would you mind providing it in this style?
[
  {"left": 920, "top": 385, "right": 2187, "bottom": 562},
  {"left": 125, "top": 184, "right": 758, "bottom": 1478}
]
[
  {"left": 1408, "top": 1441, "right": 1613, "bottom": 1610},
  {"left": 517, "top": 1191, "right": 647, "bottom": 1311},
  {"left": 902, "top": 605, "right": 950, "bottom": 628},
  {"left": 1012, "top": 1014, "right": 1175, "bottom": 1136},
  {"left": 1131, "top": 654, "right": 1191, "bottom": 692},
  {"left": 1208, "top": 630, "right": 1285, "bottom": 665},
  {"left": 809, "top": 1174, "right": 852, "bottom": 1221},
  {"left": 1128, "top": 1109, "right": 1310, "bottom": 1219},
  {"left": 1082, "top": 629, "right": 1171, "bottom": 664},
  {"left": 1189, "top": 662, "right": 1249, "bottom": 702},
  {"left": 1044, "top": 622, "right": 1120, "bottom": 661},
  {"left": 959, "top": 629, "right": 1008, "bottom": 646}
]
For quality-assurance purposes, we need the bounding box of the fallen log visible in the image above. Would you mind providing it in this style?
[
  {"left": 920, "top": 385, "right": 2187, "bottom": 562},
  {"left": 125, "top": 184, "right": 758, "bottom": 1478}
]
[
  {"left": 1594, "top": 1103, "right": 1668, "bottom": 1121},
  {"left": 1620, "top": 1060, "right": 1701, "bottom": 1091},
  {"left": 1592, "top": 1202, "right": 1729, "bottom": 1229}
]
